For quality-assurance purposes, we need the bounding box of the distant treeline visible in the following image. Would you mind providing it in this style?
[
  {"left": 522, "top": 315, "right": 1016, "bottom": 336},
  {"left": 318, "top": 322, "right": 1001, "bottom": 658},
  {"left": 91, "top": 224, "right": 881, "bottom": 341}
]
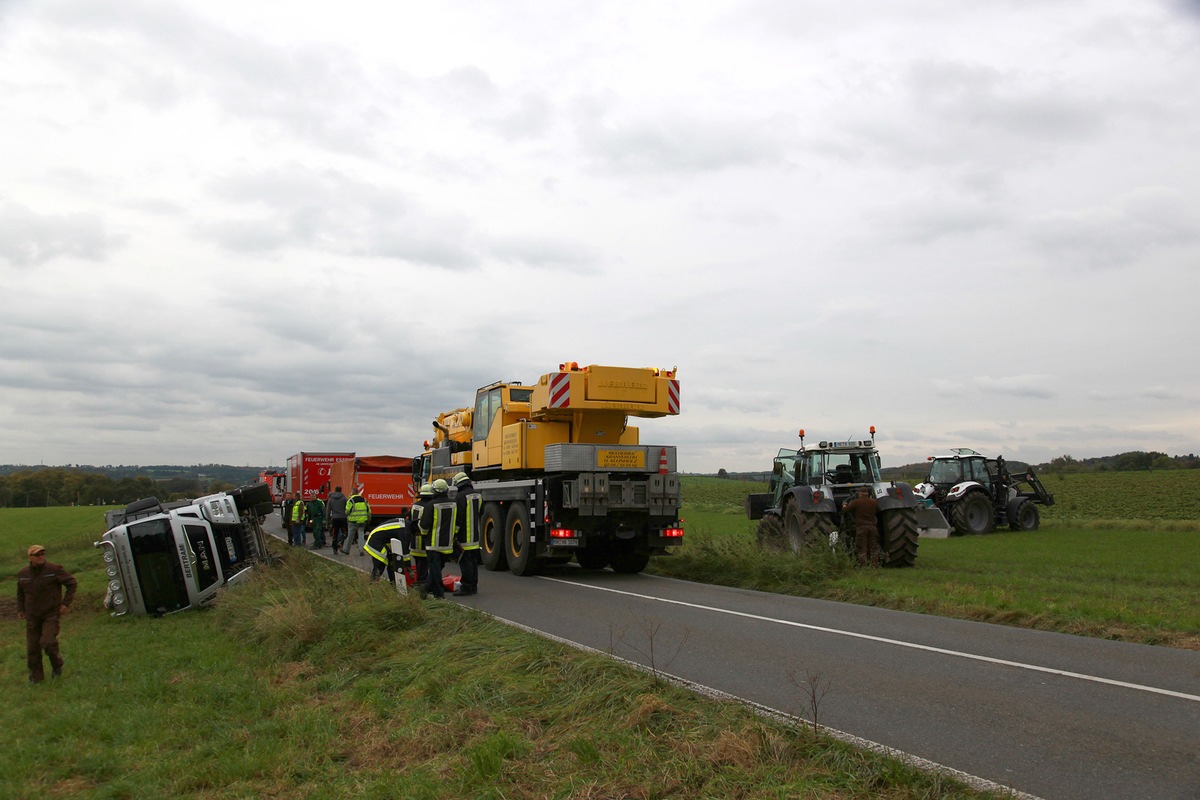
[
  {"left": 2, "top": 451, "right": 1197, "bottom": 508},
  {"left": 0, "top": 464, "right": 274, "bottom": 508}
]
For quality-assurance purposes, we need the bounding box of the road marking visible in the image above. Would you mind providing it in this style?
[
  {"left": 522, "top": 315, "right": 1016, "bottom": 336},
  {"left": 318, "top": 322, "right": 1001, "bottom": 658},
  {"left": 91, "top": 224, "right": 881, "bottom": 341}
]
[
  {"left": 539, "top": 576, "right": 1200, "bottom": 704},
  {"left": 481, "top": 609, "right": 1046, "bottom": 800}
]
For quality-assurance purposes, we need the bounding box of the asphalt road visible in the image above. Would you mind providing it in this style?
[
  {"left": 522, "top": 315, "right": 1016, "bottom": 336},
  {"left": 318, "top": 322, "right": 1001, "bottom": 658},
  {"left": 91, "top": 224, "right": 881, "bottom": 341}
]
[{"left": 267, "top": 517, "right": 1200, "bottom": 800}]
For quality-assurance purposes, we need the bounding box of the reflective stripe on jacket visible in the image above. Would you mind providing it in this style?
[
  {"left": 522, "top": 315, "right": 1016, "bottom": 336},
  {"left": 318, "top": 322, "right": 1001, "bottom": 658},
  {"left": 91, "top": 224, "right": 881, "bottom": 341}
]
[
  {"left": 421, "top": 499, "right": 456, "bottom": 554},
  {"left": 347, "top": 495, "right": 371, "bottom": 523},
  {"left": 365, "top": 519, "right": 409, "bottom": 566},
  {"left": 455, "top": 489, "right": 482, "bottom": 551},
  {"left": 409, "top": 503, "right": 428, "bottom": 557}
]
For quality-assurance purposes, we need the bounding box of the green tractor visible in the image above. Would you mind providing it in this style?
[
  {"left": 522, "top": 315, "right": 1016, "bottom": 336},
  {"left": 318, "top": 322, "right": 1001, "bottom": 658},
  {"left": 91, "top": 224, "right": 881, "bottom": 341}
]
[{"left": 744, "top": 428, "right": 945, "bottom": 567}]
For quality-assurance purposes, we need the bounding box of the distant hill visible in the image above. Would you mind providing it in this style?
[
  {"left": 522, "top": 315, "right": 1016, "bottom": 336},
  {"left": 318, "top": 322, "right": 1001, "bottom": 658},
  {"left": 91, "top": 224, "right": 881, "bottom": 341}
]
[
  {"left": 692, "top": 450, "right": 1200, "bottom": 482},
  {"left": 0, "top": 463, "right": 275, "bottom": 484}
]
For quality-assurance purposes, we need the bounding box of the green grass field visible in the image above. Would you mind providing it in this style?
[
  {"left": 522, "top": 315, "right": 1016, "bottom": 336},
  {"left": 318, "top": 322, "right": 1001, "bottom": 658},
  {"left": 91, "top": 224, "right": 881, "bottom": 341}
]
[{"left": 1, "top": 512, "right": 1006, "bottom": 800}]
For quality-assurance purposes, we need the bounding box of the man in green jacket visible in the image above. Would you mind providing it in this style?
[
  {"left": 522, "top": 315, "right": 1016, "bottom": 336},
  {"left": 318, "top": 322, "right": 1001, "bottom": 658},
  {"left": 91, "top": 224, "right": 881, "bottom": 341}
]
[{"left": 307, "top": 494, "right": 327, "bottom": 549}]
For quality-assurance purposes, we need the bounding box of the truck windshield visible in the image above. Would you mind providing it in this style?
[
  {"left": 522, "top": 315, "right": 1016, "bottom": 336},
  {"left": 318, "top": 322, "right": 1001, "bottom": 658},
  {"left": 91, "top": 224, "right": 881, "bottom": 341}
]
[
  {"left": 127, "top": 518, "right": 191, "bottom": 614},
  {"left": 929, "top": 459, "right": 964, "bottom": 485}
]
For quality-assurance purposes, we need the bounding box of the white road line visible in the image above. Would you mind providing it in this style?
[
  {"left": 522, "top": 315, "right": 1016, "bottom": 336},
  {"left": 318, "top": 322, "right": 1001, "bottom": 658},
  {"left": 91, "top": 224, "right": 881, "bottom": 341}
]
[
  {"left": 480, "top": 609, "right": 1046, "bottom": 800},
  {"left": 540, "top": 576, "right": 1200, "bottom": 704}
]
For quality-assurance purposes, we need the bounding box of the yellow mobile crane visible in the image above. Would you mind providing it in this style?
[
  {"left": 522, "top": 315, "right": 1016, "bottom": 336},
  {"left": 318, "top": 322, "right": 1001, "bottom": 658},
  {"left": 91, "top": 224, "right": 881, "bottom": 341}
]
[{"left": 414, "top": 362, "right": 683, "bottom": 575}]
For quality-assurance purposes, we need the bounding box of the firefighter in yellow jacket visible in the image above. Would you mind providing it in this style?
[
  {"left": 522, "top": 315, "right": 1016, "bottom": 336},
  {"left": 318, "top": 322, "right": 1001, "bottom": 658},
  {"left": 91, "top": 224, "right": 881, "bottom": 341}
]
[{"left": 419, "top": 479, "right": 456, "bottom": 599}]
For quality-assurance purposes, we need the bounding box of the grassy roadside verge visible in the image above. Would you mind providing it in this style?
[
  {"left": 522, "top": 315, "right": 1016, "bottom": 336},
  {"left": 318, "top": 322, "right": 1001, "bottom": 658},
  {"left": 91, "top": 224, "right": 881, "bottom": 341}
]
[{"left": 2, "top": 524, "right": 1009, "bottom": 800}]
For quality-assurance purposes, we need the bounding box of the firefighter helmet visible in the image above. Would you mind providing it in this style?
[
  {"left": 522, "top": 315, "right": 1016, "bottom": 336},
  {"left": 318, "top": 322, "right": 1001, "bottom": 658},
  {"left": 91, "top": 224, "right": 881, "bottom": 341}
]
[
  {"left": 419, "top": 483, "right": 434, "bottom": 497},
  {"left": 432, "top": 478, "right": 449, "bottom": 494},
  {"left": 453, "top": 472, "right": 470, "bottom": 485}
]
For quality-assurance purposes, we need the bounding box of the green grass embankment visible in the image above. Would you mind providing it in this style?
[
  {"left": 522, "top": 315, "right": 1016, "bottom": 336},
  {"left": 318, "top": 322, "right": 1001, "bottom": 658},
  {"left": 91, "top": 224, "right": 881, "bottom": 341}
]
[{"left": 1, "top": 510, "right": 1006, "bottom": 799}]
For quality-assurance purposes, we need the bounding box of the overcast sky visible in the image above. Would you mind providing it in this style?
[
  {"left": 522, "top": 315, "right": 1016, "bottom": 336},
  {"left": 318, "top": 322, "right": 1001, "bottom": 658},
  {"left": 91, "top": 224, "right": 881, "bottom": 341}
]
[{"left": 2, "top": 0, "right": 1199, "bottom": 473}]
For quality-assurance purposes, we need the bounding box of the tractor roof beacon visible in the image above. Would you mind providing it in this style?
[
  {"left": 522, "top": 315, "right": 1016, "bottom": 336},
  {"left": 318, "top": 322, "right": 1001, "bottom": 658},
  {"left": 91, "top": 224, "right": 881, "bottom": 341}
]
[
  {"left": 914, "top": 450, "right": 1056, "bottom": 536},
  {"left": 744, "top": 427, "right": 948, "bottom": 567}
]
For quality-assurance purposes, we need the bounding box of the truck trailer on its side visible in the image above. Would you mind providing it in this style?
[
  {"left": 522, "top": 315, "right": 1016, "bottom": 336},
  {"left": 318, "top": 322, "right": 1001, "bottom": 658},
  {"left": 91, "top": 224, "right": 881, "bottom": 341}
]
[{"left": 95, "top": 483, "right": 275, "bottom": 617}]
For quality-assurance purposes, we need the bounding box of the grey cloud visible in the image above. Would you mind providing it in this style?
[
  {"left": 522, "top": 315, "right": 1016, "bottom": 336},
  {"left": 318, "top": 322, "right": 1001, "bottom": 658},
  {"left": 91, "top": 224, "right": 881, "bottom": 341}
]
[
  {"left": 0, "top": 200, "right": 121, "bottom": 265},
  {"left": 907, "top": 60, "right": 1106, "bottom": 142},
  {"left": 199, "top": 167, "right": 479, "bottom": 269},
  {"left": 1027, "top": 186, "right": 1200, "bottom": 269},
  {"left": 973, "top": 375, "right": 1055, "bottom": 399},
  {"left": 48, "top": 0, "right": 393, "bottom": 156},
  {"left": 486, "top": 235, "right": 599, "bottom": 274},
  {"left": 573, "top": 95, "right": 792, "bottom": 174}
]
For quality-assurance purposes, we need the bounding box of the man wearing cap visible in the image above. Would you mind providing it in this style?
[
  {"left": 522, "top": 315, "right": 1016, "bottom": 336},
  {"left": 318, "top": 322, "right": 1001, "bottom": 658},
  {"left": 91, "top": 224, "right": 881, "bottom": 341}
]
[
  {"left": 843, "top": 486, "right": 881, "bottom": 567},
  {"left": 16, "top": 545, "right": 77, "bottom": 684}
]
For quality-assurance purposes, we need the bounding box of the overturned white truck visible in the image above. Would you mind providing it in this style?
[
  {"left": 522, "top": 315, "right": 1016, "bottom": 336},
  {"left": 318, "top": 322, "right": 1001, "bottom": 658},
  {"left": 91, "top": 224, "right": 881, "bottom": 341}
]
[{"left": 95, "top": 483, "right": 274, "bottom": 616}]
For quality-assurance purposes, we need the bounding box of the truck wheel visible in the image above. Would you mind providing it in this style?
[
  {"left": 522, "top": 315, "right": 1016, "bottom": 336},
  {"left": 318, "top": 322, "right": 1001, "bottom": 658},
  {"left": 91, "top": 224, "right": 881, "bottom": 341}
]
[
  {"left": 576, "top": 547, "right": 609, "bottom": 570},
  {"left": 609, "top": 544, "right": 650, "bottom": 574},
  {"left": 480, "top": 502, "right": 508, "bottom": 571},
  {"left": 950, "top": 492, "right": 995, "bottom": 535},
  {"left": 755, "top": 513, "right": 786, "bottom": 552},
  {"left": 1009, "top": 500, "right": 1040, "bottom": 531},
  {"left": 784, "top": 504, "right": 835, "bottom": 553},
  {"left": 505, "top": 502, "right": 539, "bottom": 576},
  {"left": 879, "top": 508, "right": 919, "bottom": 567}
]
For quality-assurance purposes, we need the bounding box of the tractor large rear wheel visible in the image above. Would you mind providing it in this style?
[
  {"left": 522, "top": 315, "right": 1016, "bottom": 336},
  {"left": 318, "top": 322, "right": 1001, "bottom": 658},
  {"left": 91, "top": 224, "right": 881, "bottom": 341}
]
[
  {"left": 950, "top": 492, "right": 995, "bottom": 535},
  {"left": 1009, "top": 500, "right": 1040, "bottom": 531},
  {"left": 879, "top": 508, "right": 919, "bottom": 567},
  {"left": 784, "top": 504, "right": 836, "bottom": 553},
  {"left": 755, "top": 513, "right": 786, "bottom": 551},
  {"left": 480, "top": 502, "right": 508, "bottom": 571}
]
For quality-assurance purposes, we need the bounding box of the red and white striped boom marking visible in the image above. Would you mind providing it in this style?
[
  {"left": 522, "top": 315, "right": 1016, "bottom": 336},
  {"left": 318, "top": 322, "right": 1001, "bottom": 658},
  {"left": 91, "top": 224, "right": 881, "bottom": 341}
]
[
  {"left": 668, "top": 379, "right": 680, "bottom": 414},
  {"left": 548, "top": 372, "right": 572, "bottom": 408}
]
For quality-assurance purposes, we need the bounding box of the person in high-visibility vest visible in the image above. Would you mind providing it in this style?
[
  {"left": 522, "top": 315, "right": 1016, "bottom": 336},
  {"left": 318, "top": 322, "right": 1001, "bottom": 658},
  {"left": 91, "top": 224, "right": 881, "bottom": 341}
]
[
  {"left": 342, "top": 488, "right": 371, "bottom": 556},
  {"left": 419, "top": 479, "right": 456, "bottom": 599},
  {"left": 410, "top": 483, "right": 433, "bottom": 598},
  {"left": 289, "top": 494, "right": 309, "bottom": 547},
  {"left": 451, "top": 472, "right": 481, "bottom": 596},
  {"left": 364, "top": 518, "right": 409, "bottom": 585}
]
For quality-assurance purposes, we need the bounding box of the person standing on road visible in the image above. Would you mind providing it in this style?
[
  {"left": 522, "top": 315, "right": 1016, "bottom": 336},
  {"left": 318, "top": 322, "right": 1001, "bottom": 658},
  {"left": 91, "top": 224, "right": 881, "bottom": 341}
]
[
  {"left": 281, "top": 492, "right": 295, "bottom": 532},
  {"left": 307, "top": 492, "right": 327, "bottom": 549},
  {"left": 342, "top": 487, "right": 371, "bottom": 555},
  {"left": 17, "top": 545, "right": 77, "bottom": 684},
  {"left": 289, "top": 494, "right": 309, "bottom": 546},
  {"left": 844, "top": 486, "right": 881, "bottom": 567},
  {"left": 420, "top": 479, "right": 456, "bottom": 599},
  {"left": 451, "top": 472, "right": 481, "bottom": 596},
  {"left": 326, "top": 485, "right": 349, "bottom": 552}
]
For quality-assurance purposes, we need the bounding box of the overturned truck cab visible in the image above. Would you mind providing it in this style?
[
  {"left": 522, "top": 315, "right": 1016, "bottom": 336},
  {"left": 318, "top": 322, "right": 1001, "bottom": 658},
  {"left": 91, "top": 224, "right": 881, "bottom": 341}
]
[{"left": 94, "top": 483, "right": 274, "bottom": 616}]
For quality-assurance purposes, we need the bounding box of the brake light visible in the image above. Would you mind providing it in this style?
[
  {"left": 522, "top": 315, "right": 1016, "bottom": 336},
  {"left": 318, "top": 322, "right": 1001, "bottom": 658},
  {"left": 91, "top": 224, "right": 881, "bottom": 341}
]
[
  {"left": 549, "top": 528, "right": 576, "bottom": 539},
  {"left": 662, "top": 527, "right": 684, "bottom": 538}
]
